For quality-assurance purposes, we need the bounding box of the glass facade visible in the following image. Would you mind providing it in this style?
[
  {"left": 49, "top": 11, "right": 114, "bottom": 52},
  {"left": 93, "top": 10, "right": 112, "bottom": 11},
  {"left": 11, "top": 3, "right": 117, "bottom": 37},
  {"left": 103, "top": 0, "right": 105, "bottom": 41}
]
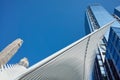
[
  {"left": 114, "top": 6, "right": 120, "bottom": 18},
  {"left": 85, "top": 4, "right": 110, "bottom": 80},
  {"left": 85, "top": 4, "right": 120, "bottom": 80},
  {"left": 105, "top": 27, "right": 120, "bottom": 80}
]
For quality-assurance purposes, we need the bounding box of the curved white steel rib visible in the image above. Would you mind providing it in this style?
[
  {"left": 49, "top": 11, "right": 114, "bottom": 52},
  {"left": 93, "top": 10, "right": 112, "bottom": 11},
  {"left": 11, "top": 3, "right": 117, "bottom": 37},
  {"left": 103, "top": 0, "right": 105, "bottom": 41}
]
[
  {"left": 15, "top": 21, "right": 114, "bottom": 80},
  {"left": 0, "top": 64, "right": 27, "bottom": 80}
]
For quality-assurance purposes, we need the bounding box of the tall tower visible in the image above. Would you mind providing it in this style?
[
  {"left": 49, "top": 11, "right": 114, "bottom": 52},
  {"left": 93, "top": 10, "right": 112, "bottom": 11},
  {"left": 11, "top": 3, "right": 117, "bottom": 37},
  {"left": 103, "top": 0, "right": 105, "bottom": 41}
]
[
  {"left": 85, "top": 4, "right": 120, "bottom": 80},
  {"left": 0, "top": 38, "right": 23, "bottom": 66}
]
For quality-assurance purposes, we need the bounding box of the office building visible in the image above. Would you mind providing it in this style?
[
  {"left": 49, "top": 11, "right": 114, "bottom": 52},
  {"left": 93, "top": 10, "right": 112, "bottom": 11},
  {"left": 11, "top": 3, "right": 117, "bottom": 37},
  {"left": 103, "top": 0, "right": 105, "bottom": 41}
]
[
  {"left": 85, "top": 4, "right": 120, "bottom": 80},
  {"left": 105, "top": 27, "right": 120, "bottom": 80},
  {"left": 104, "top": 7, "right": 120, "bottom": 80}
]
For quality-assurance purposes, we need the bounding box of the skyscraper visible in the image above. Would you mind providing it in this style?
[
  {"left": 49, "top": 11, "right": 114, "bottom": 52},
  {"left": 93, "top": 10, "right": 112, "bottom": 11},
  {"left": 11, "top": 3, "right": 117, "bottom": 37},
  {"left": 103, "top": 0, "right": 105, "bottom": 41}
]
[
  {"left": 85, "top": 4, "right": 120, "bottom": 80},
  {"left": 105, "top": 27, "right": 120, "bottom": 80},
  {"left": 104, "top": 6, "right": 120, "bottom": 80}
]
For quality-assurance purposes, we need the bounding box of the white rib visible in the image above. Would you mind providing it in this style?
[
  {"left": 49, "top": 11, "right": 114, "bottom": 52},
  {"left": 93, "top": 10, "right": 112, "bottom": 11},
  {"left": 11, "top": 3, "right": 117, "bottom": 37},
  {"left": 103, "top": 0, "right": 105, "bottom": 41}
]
[{"left": 16, "top": 20, "right": 114, "bottom": 80}]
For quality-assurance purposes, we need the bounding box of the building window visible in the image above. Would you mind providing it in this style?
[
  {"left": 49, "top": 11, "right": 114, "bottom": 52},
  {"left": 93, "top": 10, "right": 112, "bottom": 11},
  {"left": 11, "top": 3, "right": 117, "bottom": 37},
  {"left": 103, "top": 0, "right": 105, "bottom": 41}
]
[
  {"left": 97, "top": 55, "right": 101, "bottom": 60},
  {"left": 115, "top": 37, "right": 119, "bottom": 47},
  {"left": 114, "top": 34, "right": 118, "bottom": 45},
  {"left": 118, "top": 40, "right": 120, "bottom": 54},
  {"left": 113, "top": 50, "right": 118, "bottom": 65},
  {"left": 111, "top": 48, "right": 115, "bottom": 58},
  {"left": 106, "top": 52, "right": 110, "bottom": 59},
  {"left": 98, "top": 60, "right": 103, "bottom": 66},
  {"left": 111, "top": 30, "right": 115, "bottom": 42},
  {"left": 117, "top": 57, "right": 120, "bottom": 71}
]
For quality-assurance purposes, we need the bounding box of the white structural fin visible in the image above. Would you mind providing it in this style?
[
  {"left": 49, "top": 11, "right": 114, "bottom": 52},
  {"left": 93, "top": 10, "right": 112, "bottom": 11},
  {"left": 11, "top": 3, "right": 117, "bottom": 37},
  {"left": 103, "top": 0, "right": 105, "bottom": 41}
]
[
  {"left": 19, "top": 57, "right": 29, "bottom": 68},
  {"left": 0, "top": 64, "right": 27, "bottom": 80},
  {"left": 0, "top": 38, "right": 23, "bottom": 66},
  {"left": 16, "top": 20, "right": 114, "bottom": 80}
]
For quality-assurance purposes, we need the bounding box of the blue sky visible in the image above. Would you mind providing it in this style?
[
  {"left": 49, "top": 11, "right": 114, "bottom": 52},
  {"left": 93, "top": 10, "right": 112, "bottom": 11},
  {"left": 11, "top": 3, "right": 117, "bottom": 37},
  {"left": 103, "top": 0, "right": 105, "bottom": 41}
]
[{"left": 0, "top": 0, "right": 120, "bottom": 66}]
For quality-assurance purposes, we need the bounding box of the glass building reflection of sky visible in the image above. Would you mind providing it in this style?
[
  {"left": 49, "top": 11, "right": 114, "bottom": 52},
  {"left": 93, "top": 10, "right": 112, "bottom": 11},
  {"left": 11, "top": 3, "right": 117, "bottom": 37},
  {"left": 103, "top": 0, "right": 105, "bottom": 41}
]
[
  {"left": 90, "top": 5, "right": 120, "bottom": 41},
  {"left": 115, "top": 6, "right": 120, "bottom": 11},
  {"left": 106, "top": 27, "right": 120, "bottom": 79},
  {"left": 90, "top": 5, "right": 114, "bottom": 27},
  {"left": 115, "top": 6, "right": 120, "bottom": 18}
]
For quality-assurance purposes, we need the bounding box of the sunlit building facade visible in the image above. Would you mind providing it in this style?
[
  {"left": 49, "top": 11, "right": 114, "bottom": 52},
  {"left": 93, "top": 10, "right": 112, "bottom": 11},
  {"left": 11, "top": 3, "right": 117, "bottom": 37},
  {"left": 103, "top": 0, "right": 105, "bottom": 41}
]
[
  {"left": 85, "top": 4, "right": 120, "bottom": 80},
  {"left": 104, "top": 6, "right": 120, "bottom": 80}
]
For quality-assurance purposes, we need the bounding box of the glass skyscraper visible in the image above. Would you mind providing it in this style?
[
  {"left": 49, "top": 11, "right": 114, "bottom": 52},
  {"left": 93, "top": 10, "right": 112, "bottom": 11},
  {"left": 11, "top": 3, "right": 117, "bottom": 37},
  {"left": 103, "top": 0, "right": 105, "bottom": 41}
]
[
  {"left": 85, "top": 4, "right": 120, "bottom": 80},
  {"left": 105, "top": 27, "right": 120, "bottom": 80},
  {"left": 105, "top": 6, "right": 120, "bottom": 80}
]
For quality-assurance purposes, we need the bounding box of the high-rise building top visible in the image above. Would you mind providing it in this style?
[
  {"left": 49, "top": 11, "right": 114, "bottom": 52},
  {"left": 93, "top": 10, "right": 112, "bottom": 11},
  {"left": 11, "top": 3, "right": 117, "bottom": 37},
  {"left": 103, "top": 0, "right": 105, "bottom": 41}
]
[
  {"left": 87, "top": 4, "right": 120, "bottom": 41},
  {"left": 0, "top": 38, "right": 23, "bottom": 66},
  {"left": 89, "top": 5, "right": 114, "bottom": 27},
  {"left": 86, "top": 5, "right": 111, "bottom": 80},
  {"left": 86, "top": 4, "right": 120, "bottom": 80}
]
